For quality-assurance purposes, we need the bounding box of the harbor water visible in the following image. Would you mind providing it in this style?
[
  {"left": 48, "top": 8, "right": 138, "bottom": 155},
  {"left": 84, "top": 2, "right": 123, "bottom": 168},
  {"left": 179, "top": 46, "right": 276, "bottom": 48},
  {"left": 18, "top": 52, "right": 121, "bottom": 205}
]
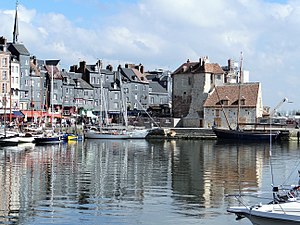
[{"left": 0, "top": 139, "right": 300, "bottom": 225}]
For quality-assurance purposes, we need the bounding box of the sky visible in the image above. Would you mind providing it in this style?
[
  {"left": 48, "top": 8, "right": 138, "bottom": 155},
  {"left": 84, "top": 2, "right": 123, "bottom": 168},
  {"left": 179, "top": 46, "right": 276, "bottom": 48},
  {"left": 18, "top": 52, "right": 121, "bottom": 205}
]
[{"left": 0, "top": 0, "right": 299, "bottom": 113}]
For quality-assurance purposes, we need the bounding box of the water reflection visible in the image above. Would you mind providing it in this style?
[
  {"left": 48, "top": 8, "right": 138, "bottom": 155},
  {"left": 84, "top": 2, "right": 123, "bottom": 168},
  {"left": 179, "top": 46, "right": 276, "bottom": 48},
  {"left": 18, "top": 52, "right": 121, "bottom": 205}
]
[{"left": 0, "top": 140, "right": 298, "bottom": 224}]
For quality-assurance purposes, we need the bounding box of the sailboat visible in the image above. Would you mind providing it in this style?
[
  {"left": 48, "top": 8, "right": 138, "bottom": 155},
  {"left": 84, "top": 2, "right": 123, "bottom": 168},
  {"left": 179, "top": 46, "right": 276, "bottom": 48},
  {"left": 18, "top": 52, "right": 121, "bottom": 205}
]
[
  {"left": 34, "top": 64, "right": 62, "bottom": 144},
  {"left": 84, "top": 61, "right": 149, "bottom": 139},
  {"left": 0, "top": 96, "right": 19, "bottom": 146},
  {"left": 212, "top": 54, "right": 281, "bottom": 141}
]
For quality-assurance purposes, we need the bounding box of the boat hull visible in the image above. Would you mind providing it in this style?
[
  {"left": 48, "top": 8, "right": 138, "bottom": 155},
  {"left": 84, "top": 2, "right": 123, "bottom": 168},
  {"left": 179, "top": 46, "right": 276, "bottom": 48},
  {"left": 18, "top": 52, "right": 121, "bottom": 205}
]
[
  {"left": 0, "top": 136, "right": 19, "bottom": 146},
  {"left": 34, "top": 136, "right": 62, "bottom": 144},
  {"left": 84, "top": 131, "right": 131, "bottom": 139},
  {"left": 228, "top": 202, "right": 300, "bottom": 225},
  {"left": 128, "top": 129, "right": 149, "bottom": 139},
  {"left": 212, "top": 127, "right": 279, "bottom": 141}
]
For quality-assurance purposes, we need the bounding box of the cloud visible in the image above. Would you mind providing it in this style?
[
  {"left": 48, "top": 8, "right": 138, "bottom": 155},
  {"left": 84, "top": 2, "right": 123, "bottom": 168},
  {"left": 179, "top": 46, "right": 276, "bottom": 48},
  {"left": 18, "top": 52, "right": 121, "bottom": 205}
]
[{"left": 0, "top": 0, "right": 300, "bottom": 110}]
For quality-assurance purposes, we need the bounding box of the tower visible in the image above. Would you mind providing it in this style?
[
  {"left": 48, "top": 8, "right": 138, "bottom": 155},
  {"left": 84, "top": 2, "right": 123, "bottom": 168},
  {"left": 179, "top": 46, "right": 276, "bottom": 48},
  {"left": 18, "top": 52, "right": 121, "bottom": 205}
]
[{"left": 13, "top": 0, "right": 19, "bottom": 44}]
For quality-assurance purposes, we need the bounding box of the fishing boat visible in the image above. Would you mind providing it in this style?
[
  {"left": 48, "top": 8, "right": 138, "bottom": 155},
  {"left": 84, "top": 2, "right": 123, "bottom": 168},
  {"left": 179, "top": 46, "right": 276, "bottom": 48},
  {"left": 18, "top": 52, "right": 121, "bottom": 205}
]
[
  {"left": 212, "top": 127, "right": 280, "bottom": 141},
  {"left": 212, "top": 53, "right": 286, "bottom": 142}
]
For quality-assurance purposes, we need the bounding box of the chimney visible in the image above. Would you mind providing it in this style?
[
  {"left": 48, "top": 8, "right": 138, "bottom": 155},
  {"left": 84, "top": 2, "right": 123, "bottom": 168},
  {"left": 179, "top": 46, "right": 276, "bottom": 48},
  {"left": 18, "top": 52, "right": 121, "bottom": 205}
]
[
  {"left": 69, "top": 65, "right": 78, "bottom": 72},
  {"left": 228, "top": 59, "right": 233, "bottom": 71},
  {"left": 140, "top": 65, "right": 144, "bottom": 74},
  {"left": 106, "top": 64, "right": 113, "bottom": 71},
  {"left": 0, "top": 36, "right": 7, "bottom": 52}
]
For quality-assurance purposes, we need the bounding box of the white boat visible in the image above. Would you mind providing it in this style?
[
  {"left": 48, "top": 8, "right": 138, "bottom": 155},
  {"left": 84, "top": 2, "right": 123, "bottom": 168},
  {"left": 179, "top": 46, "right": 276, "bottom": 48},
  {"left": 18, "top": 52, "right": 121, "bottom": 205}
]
[
  {"left": 228, "top": 199, "right": 300, "bottom": 225},
  {"left": 84, "top": 61, "right": 150, "bottom": 140},
  {"left": 18, "top": 132, "right": 42, "bottom": 143},
  {"left": 227, "top": 98, "right": 299, "bottom": 225},
  {"left": 128, "top": 128, "right": 149, "bottom": 139},
  {"left": 0, "top": 134, "right": 19, "bottom": 146},
  {"left": 84, "top": 127, "right": 130, "bottom": 139}
]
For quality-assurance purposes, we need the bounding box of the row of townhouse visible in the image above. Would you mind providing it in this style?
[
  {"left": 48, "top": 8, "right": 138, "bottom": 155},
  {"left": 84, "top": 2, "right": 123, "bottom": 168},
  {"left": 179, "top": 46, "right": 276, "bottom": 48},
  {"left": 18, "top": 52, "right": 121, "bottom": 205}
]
[{"left": 0, "top": 36, "right": 172, "bottom": 123}]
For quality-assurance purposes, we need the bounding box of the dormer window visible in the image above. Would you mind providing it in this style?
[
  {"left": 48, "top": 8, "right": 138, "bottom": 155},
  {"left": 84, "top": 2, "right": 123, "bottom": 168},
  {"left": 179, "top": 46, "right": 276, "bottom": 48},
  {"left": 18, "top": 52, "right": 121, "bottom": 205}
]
[{"left": 221, "top": 99, "right": 229, "bottom": 105}]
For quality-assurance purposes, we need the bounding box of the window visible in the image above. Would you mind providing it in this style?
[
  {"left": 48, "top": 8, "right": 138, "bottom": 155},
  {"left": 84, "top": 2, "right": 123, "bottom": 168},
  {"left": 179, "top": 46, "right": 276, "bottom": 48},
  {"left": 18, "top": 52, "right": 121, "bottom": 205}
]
[
  {"left": 84, "top": 91, "right": 88, "bottom": 96},
  {"left": 215, "top": 109, "right": 220, "bottom": 117},
  {"left": 1, "top": 58, "right": 8, "bottom": 67},
  {"left": 92, "top": 77, "right": 95, "bottom": 84},
  {"left": 135, "top": 85, "right": 138, "bottom": 90},
  {"left": 2, "top": 71, "right": 7, "bottom": 80},
  {"left": 150, "top": 97, "right": 154, "bottom": 104},
  {"left": 53, "top": 83, "right": 58, "bottom": 90},
  {"left": 2, "top": 83, "right": 6, "bottom": 93},
  {"left": 114, "top": 93, "right": 118, "bottom": 99},
  {"left": 66, "top": 88, "right": 69, "bottom": 94},
  {"left": 53, "top": 93, "right": 57, "bottom": 101},
  {"left": 135, "top": 94, "right": 138, "bottom": 100},
  {"left": 114, "top": 102, "right": 119, "bottom": 109}
]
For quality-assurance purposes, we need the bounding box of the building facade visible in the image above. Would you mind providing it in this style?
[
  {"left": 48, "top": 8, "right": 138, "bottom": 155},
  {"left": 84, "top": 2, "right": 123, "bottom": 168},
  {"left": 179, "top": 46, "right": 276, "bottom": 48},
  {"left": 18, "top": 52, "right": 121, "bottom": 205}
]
[{"left": 203, "top": 82, "right": 264, "bottom": 129}]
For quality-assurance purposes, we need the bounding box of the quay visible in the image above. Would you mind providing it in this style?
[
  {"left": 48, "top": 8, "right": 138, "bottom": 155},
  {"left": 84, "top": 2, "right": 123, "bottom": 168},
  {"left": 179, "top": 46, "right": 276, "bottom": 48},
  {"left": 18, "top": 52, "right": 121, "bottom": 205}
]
[{"left": 146, "top": 127, "right": 300, "bottom": 141}]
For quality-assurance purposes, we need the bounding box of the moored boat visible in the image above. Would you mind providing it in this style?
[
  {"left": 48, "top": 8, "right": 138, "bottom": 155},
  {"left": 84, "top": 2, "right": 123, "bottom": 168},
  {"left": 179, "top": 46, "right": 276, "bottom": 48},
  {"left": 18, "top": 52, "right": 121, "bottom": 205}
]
[
  {"left": 0, "top": 134, "right": 19, "bottom": 146},
  {"left": 34, "top": 131, "right": 62, "bottom": 145},
  {"left": 212, "top": 127, "right": 280, "bottom": 141}
]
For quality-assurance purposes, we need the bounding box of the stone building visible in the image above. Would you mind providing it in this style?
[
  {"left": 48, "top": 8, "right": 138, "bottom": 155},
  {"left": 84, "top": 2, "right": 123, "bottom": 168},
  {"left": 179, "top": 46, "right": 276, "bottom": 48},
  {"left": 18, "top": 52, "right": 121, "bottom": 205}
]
[
  {"left": 171, "top": 57, "right": 224, "bottom": 127},
  {"left": 203, "top": 82, "right": 263, "bottom": 129}
]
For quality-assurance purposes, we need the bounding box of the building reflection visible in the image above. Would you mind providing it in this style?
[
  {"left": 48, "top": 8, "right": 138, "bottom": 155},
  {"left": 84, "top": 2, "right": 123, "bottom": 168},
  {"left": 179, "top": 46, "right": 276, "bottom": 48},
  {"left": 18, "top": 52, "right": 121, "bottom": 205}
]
[{"left": 0, "top": 139, "right": 292, "bottom": 223}]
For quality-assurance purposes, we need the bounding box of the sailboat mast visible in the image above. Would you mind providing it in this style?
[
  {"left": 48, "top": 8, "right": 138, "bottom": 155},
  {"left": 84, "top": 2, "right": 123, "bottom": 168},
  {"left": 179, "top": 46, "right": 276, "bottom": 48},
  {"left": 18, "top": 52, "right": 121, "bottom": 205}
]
[
  {"left": 51, "top": 65, "right": 54, "bottom": 128},
  {"left": 236, "top": 52, "right": 243, "bottom": 130},
  {"left": 97, "top": 60, "right": 103, "bottom": 131}
]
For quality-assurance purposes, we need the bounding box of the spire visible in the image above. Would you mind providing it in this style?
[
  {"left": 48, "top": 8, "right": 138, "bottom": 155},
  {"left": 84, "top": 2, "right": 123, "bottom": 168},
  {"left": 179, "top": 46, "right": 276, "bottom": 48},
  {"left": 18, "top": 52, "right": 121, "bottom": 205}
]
[{"left": 13, "top": 0, "right": 19, "bottom": 44}]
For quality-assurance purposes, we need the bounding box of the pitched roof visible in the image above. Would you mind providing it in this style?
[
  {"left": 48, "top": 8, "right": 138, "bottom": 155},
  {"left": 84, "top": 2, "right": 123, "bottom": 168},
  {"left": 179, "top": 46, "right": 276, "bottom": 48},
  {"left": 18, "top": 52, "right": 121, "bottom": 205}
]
[
  {"left": 203, "top": 83, "right": 260, "bottom": 108},
  {"left": 45, "top": 65, "right": 63, "bottom": 79},
  {"left": 121, "top": 68, "right": 148, "bottom": 83},
  {"left": 149, "top": 81, "right": 167, "bottom": 93},
  {"left": 74, "top": 77, "right": 93, "bottom": 89},
  {"left": 8, "top": 43, "right": 30, "bottom": 56},
  {"left": 172, "top": 60, "right": 224, "bottom": 75}
]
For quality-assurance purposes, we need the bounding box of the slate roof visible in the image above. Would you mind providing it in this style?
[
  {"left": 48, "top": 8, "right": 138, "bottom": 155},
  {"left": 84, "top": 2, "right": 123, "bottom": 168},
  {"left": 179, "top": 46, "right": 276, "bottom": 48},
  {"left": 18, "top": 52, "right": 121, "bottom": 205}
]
[
  {"left": 74, "top": 77, "right": 93, "bottom": 90},
  {"left": 8, "top": 43, "right": 30, "bottom": 56},
  {"left": 121, "top": 68, "right": 148, "bottom": 83},
  {"left": 149, "top": 81, "right": 167, "bottom": 93},
  {"left": 203, "top": 83, "right": 260, "bottom": 108}
]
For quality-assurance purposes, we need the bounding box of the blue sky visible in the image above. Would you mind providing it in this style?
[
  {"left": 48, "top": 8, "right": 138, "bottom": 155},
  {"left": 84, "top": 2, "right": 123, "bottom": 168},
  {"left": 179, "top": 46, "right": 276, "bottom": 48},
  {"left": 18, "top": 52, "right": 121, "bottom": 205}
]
[{"left": 0, "top": 0, "right": 299, "bottom": 112}]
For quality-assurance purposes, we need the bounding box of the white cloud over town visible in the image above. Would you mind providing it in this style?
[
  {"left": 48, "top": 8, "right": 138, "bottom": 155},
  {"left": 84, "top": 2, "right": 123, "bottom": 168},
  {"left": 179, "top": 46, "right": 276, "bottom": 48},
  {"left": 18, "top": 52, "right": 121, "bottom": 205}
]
[{"left": 0, "top": 0, "right": 299, "bottom": 111}]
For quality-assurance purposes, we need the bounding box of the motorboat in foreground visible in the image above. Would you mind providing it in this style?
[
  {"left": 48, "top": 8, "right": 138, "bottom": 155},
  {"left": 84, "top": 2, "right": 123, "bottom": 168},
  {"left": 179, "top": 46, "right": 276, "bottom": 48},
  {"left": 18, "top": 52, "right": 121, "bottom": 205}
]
[{"left": 227, "top": 191, "right": 300, "bottom": 225}]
